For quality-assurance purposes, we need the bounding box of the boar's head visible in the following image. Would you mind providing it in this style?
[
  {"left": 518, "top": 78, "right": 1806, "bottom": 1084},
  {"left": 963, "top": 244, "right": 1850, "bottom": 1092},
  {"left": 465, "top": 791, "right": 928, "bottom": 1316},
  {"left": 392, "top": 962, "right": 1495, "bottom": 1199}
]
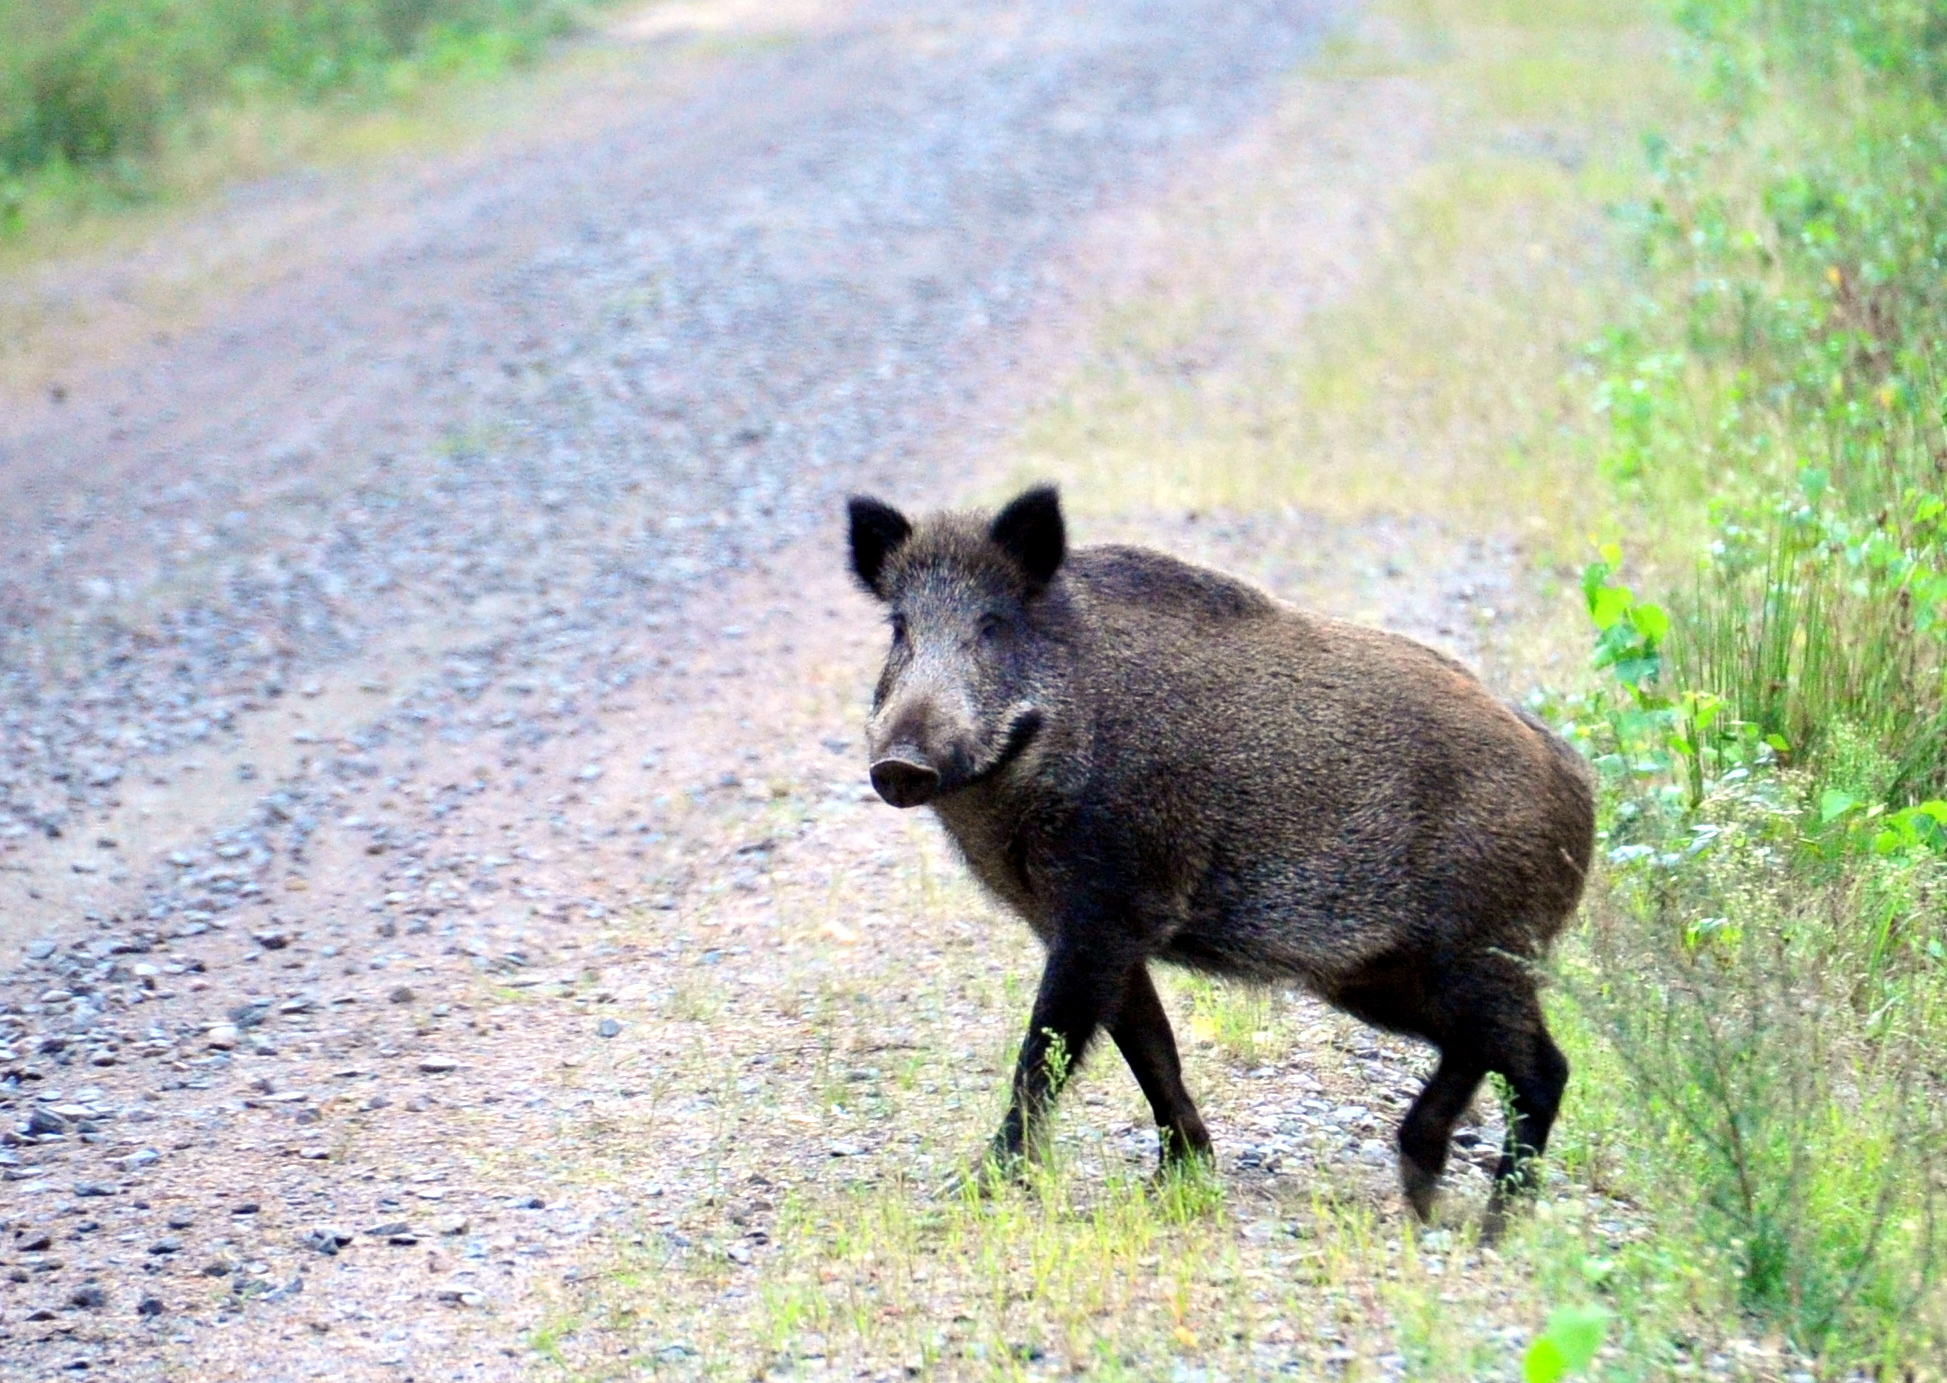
[{"left": 846, "top": 485, "right": 1066, "bottom": 808}]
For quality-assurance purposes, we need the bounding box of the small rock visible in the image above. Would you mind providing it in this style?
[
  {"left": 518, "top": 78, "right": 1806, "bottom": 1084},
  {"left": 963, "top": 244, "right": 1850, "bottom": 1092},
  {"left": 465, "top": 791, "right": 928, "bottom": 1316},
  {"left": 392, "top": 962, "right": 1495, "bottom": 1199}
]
[
  {"left": 20, "top": 1233, "right": 53, "bottom": 1252},
  {"left": 435, "top": 1214, "right": 470, "bottom": 1236},
  {"left": 233, "top": 1202, "right": 260, "bottom": 1216},
  {"left": 166, "top": 1212, "right": 194, "bottom": 1230},
  {"left": 70, "top": 1285, "right": 107, "bottom": 1309},
  {"left": 26, "top": 1107, "right": 67, "bottom": 1136},
  {"left": 512, "top": 1195, "right": 544, "bottom": 1210},
  {"left": 119, "top": 1148, "right": 161, "bottom": 1172},
  {"left": 388, "top": 986, "right": 415, "bottom": 1005},
  {"left": 596, "top": 1018, "right": 621, "bottom": 1039},
  {"left": 418, "top": 1057, "right": 458, "bottom": 1074},
  {"left": 200, "top": 1260, "right": 233, "bottom": 1277},
  {"left": 73, "top": 1181, "right": 114, "bottom": 1197},
  {"left": 262, "top": 1274, "right": 304, "bottom": 1302},
  {"left": 297, "top": 1147, "right": 330, "bottom": 1161},
  {"left": 147, "top": 1238, "right": 182, "bottom": 1256},
  {"left": 301, "top": 1228, "right": 351, "bottom": 1256},
  {"left": 253, "top": 931, "right": 291, "bottom": 951},
  {"left": 205, "top": 1024, "right": 239, "bottom": 1051},
  {"left": 365, "top": 1220, "right": 411, "bottom": 1238},
  {"left": 826, "top": 1142, "right": 864, "bottom": 1158},
  {"left": 136, "top": 1295, "right": 164, "bottom": 1317}
]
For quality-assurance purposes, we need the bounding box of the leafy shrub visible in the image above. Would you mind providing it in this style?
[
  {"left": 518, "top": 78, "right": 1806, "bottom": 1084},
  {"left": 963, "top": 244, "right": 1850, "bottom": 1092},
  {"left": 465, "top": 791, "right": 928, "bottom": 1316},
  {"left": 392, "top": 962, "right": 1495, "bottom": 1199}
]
[
  {"left": 0, "top": 0, "right": 585, "bottom": 179},
  {"left": 1558, "top": 9, "right": 1947, "bottom": 1359}
]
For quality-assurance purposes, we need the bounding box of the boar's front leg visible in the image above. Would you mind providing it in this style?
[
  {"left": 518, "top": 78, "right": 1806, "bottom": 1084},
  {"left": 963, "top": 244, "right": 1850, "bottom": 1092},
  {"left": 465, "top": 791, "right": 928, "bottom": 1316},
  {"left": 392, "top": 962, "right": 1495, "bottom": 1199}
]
[
  {"left": 990, "top": 935, "right": 1129, "bottom": 1167},
  {"left": 1109, "top": 963, "right": 1211, "bottom": 1167}
]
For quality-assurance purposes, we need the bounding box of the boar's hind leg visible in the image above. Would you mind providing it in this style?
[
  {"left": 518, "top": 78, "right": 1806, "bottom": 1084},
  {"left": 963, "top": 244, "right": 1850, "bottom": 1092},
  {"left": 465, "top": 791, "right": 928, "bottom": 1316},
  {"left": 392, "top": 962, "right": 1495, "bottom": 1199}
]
[
  {"left": 1365, "top": 964, "right": 1568, "bottom": 1224},
  {"left": 1108, "top": 963, "right": 1212, "bottom": 1167},
  {"left": 1397, "top": 1051, "right": 1488, "bottom": 1222},
  {"left": 1483, "top": 997, "right": 1570, "bottom": 1217}
]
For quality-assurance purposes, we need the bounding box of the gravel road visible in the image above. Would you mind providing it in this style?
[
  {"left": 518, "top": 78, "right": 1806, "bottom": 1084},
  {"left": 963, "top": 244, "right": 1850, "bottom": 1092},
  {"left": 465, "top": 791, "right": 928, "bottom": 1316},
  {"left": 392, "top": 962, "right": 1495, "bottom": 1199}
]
[{"left": 0, "top": 1, "right": 1590, "bottom": 1377}]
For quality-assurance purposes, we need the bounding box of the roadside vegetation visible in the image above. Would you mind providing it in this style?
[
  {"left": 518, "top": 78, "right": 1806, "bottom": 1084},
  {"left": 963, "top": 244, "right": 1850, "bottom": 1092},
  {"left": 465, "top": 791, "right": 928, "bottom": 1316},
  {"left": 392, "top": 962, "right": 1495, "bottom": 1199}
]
[
  {"left": 1552, "top": 0, "right": 1947, "bottom": 1367},
  {"left": 0, "top": 0, "right": 599, "bottom": 238}
]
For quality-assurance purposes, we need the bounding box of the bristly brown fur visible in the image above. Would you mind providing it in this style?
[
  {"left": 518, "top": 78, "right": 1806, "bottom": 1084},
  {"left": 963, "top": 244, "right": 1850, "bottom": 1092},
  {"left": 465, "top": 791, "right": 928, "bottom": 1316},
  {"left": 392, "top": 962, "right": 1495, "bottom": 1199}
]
[{"left": 847, "top": 486, "right": 1595, "bottom": 1224}]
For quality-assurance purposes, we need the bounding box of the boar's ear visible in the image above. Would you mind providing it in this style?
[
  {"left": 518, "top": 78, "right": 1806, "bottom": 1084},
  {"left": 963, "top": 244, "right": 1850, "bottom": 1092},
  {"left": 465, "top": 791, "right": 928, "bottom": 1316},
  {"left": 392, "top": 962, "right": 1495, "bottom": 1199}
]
[
  {"left": 989, "top": 485, "right": 1065, "bottom": 590},
  {"left": 848, "top": 496, "right": 912, "bottom": 598}
]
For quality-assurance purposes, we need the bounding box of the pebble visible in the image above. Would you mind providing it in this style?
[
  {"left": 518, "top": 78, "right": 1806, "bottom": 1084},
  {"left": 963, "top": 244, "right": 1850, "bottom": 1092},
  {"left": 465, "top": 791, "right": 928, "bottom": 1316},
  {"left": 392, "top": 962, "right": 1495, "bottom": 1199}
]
[
  {"left": 262, "top": 1274, "right": 304, "bottom": 1303},
  {"left": 205, "top": 1024, "right": 239, "bottom": 1051},
  {"left": 596, "top": 1018, "right": 621, "bottom": 1039},
  {"left": 418, "top": 1057, "right": 459, "bottom": 1073},
  {"left": 137, "top": 1295, "right": 165, "bottom": 1317},
  {"left": 301, "top": 1228, "right": 352, "bottom": 1256},
  {"left": 71, "top": 1285, "right": 107, "bottom": 1310},
  {"left": 389, "top": 986, "right": 416, "bottom": 1004}
]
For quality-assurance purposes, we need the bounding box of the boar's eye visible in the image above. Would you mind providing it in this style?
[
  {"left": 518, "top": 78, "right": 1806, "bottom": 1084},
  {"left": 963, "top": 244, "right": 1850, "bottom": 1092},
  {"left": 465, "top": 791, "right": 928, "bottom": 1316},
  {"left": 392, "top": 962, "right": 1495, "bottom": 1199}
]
[
  {"left": 889, "top": 612, "right": 909, "bottom": 644},
  {"left": 977, "top": 613, "right": 1005, "bottom": 643}
]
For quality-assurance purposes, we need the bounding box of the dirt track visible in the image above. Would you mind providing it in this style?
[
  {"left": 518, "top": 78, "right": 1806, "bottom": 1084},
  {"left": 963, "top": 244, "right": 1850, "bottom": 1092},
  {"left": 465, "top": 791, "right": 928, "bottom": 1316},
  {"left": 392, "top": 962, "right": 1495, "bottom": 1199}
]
[{"left": 0, "top": 1, "right": 1559, "bottom": 1376}]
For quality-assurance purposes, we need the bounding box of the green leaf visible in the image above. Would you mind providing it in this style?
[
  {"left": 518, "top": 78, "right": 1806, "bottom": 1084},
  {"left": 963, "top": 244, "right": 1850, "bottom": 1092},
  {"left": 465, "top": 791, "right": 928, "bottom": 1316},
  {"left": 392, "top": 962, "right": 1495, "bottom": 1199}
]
[
  {"left": 1628, "top": 601, "right": 1669, "bottom": 642},
  {"left": 1581, "top": 559, "right": 1612, "bottom": 608},
  {"left": 1819, "top": 789, "right": 1861, "bottom": 823},
  {"left": 1545, "top": 1304, "right": 1610, "bottom": 1372},
  {"left": 1588, "top": 585, "right": 1633, "bottom": 631},
  {"left": 1522, "top": 1337, "right": 1568, "bottom": 1383}
]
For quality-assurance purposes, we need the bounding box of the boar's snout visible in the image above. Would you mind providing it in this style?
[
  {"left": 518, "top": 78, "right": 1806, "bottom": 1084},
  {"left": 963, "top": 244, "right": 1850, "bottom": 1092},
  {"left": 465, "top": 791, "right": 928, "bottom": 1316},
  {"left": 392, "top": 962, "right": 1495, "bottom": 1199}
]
[{"left": 870, "top": 755, "right": 940, "bottom": 809}]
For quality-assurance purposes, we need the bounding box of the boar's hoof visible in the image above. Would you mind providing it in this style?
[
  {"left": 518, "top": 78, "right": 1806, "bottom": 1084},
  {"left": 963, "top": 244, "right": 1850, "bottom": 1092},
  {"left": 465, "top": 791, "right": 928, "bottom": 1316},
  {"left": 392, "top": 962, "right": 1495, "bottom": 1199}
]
[
  {"left": 870, "top": 757, "right": 940, "bottom": 808},
  {"left": 1400, "top": 1156, "right": 1441, "bottom": 1224}
]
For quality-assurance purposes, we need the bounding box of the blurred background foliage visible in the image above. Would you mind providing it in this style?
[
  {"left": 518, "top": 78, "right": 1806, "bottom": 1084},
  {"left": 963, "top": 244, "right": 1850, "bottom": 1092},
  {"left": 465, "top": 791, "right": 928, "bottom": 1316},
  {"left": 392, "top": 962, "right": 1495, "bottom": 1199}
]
[{"left": 0, "top": 0, "right": 589, "bottom": 225}]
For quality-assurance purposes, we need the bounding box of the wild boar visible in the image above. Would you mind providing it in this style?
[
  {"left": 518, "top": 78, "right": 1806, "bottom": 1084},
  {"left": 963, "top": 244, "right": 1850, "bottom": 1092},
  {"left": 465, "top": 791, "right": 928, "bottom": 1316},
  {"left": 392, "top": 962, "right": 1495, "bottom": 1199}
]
[{"left": 846, "top": 485, "right": 1594, "bottom": 1221}]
